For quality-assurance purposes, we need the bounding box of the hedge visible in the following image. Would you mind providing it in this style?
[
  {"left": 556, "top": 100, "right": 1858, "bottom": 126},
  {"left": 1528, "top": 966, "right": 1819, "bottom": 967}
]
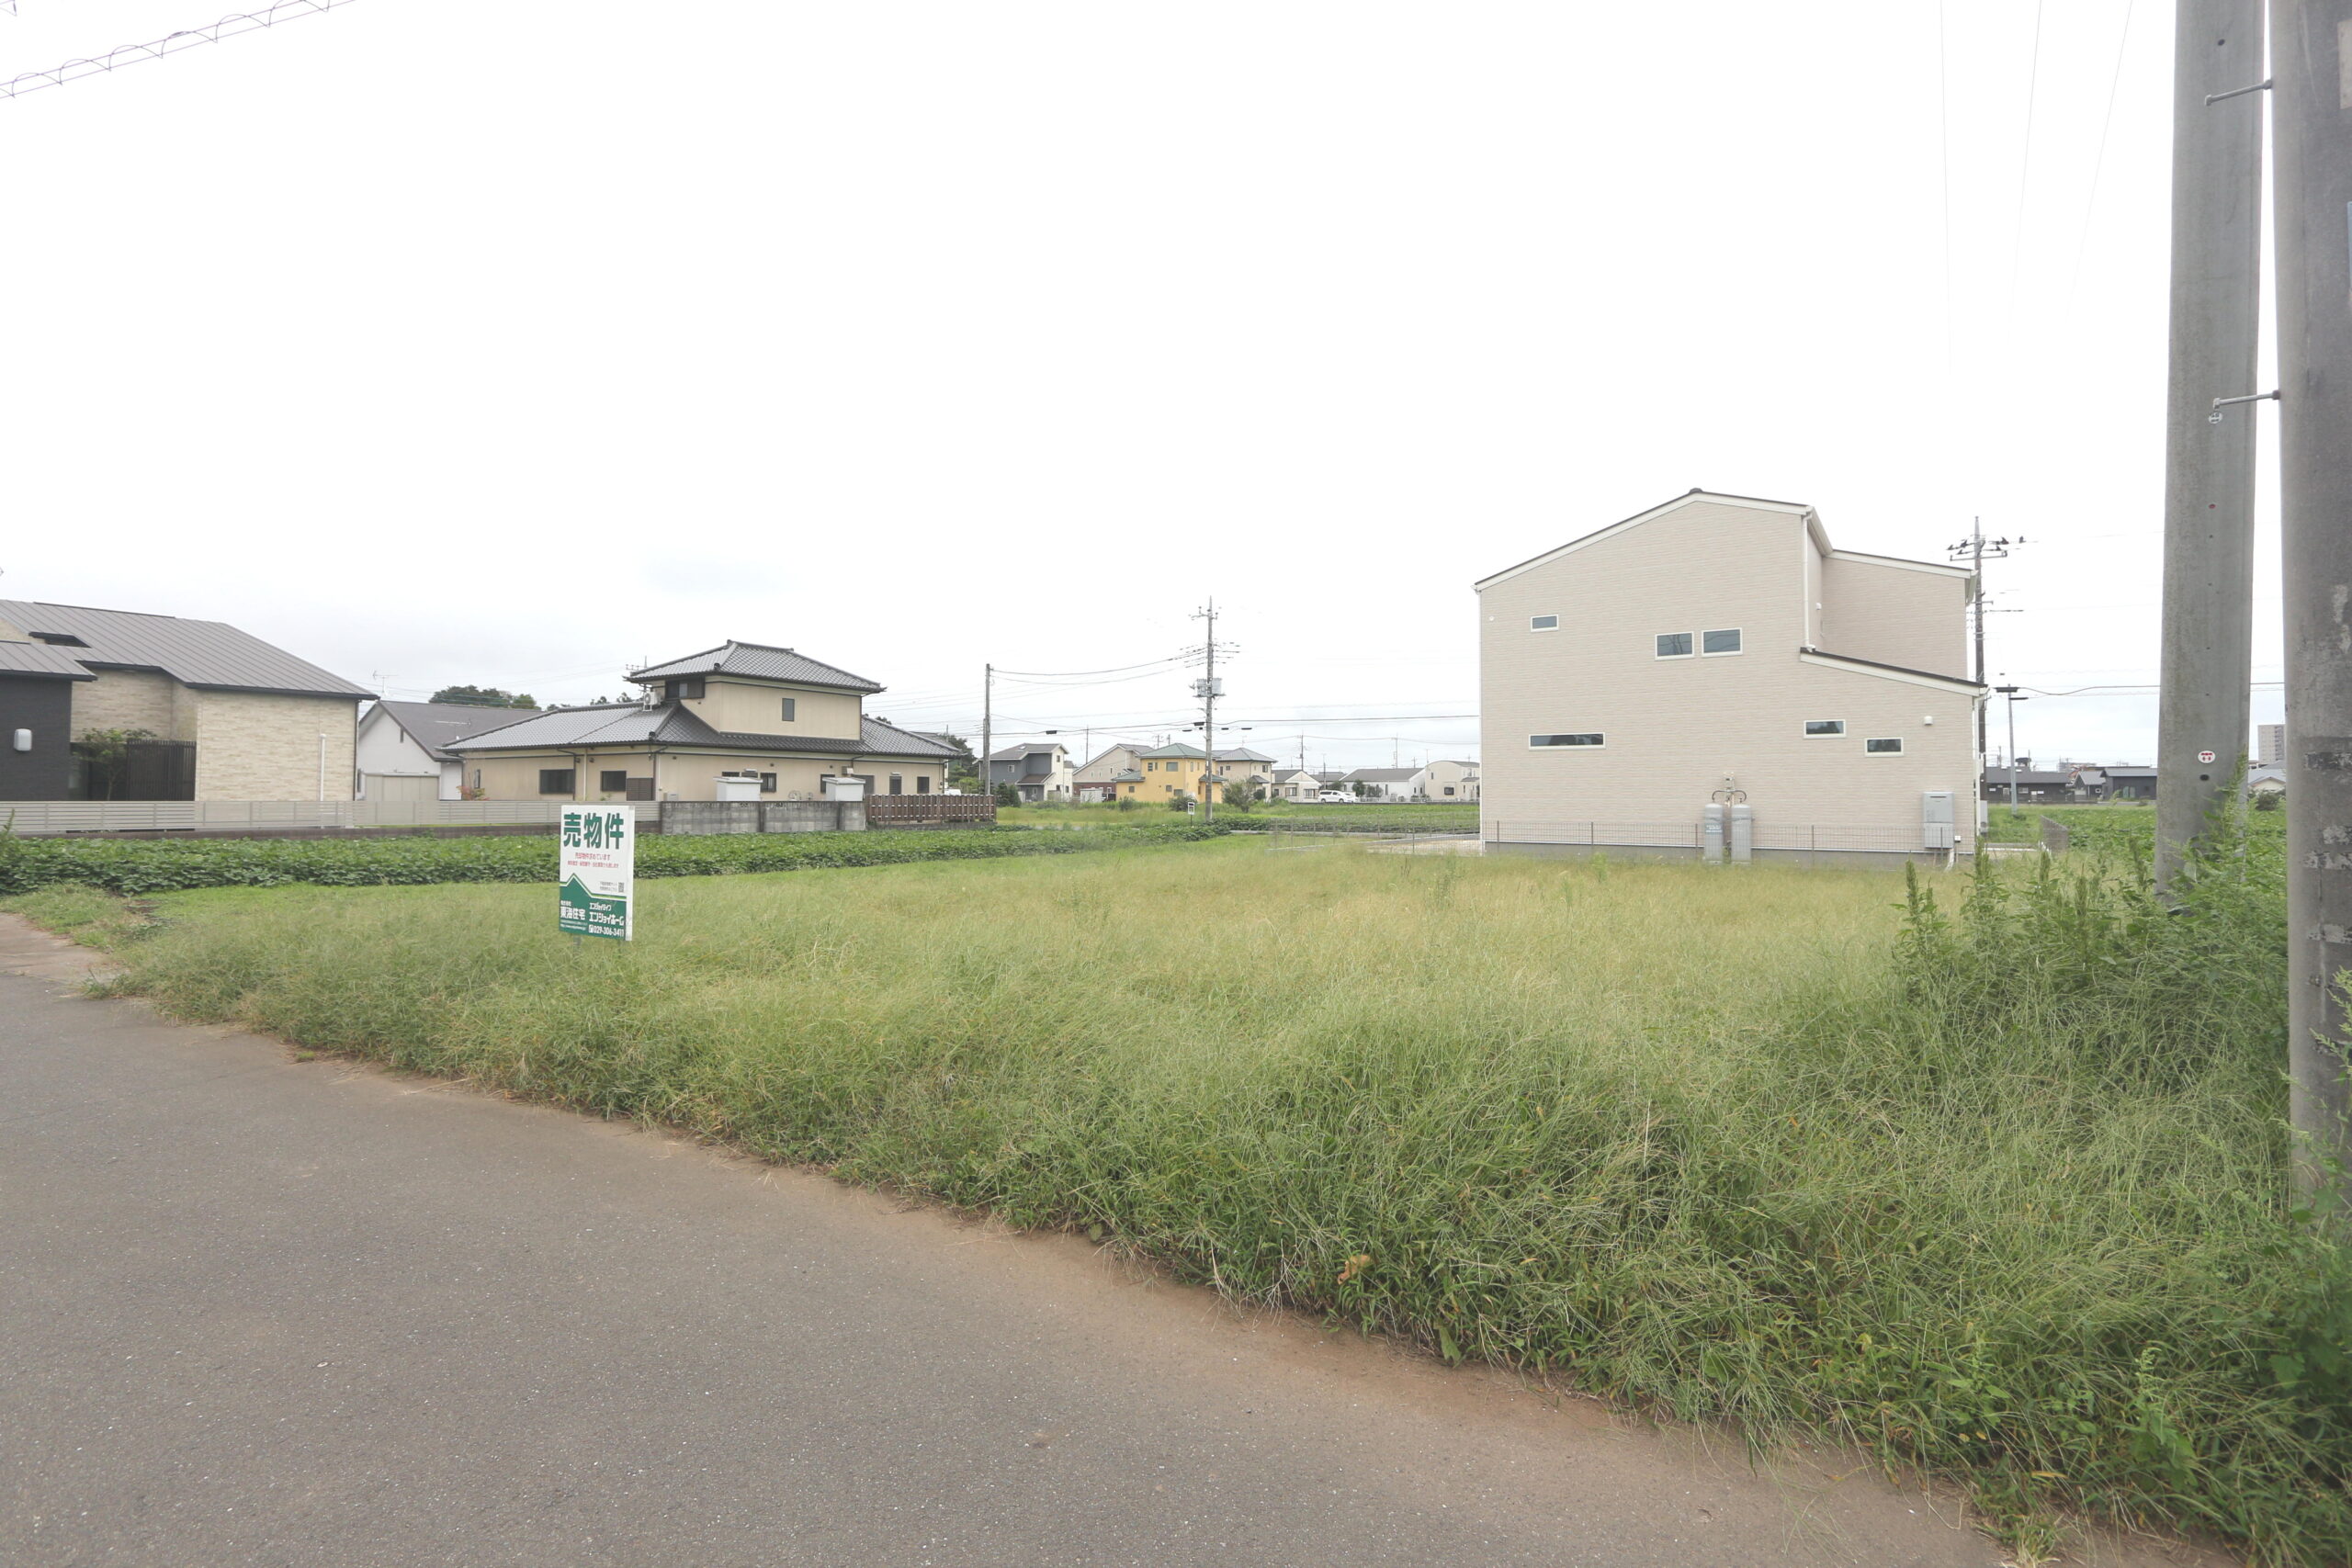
[{"left": 0, "top": 822, "right": 1233, "bottom": 897}]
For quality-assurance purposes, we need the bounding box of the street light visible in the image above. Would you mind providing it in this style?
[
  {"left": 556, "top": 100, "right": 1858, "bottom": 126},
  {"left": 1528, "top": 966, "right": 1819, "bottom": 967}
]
[{"left": 1993, "top": 683, "right": 2029, "bottom": 810}]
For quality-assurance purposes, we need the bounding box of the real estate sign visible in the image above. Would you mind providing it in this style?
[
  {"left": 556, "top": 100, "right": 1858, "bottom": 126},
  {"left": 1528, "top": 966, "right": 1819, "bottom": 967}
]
[{"left": 558, "top": 804, "right": 634, "bottom": 941}]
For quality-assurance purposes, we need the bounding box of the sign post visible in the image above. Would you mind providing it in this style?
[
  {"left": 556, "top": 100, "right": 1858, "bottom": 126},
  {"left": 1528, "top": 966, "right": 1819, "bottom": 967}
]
[{"left": 558, "top": 803, "right": 635, "bottom": 942}]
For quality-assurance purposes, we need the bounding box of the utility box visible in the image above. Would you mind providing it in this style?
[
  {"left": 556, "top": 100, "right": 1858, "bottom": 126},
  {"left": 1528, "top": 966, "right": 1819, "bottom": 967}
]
[
  {"left": 822, "top": 774, "right": 866, "bottom": 803},
  {"left": 1728, "top": 803, "right": 1753, "bottom": 863},
  {"left": 1922, "top": 791, "right": 1956, "bottom": 851},
  {"left": 1702, "top": 802, "right": 1725, "bottom": 864},
  {"left": 714, "top": 772, "right": 763, "bottom": 802}
]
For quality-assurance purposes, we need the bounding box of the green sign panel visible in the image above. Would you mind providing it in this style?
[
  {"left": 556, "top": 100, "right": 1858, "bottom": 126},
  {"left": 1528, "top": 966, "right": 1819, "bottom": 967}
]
[{"left": 558, "top": 806, "right": 635, "bottom": 941}]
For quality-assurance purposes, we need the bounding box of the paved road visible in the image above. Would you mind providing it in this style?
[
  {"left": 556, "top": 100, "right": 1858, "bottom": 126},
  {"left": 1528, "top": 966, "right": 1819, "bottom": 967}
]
[{"left": 0, "top": 919, "right": 2041, "bottom": 1568}]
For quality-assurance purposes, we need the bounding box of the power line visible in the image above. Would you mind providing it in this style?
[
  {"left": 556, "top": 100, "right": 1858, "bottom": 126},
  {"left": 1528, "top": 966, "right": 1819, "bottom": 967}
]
[
  {"left": 2069, "top": 0, "right": 2139, "bottom": 300},
  {"left": 2007, "top": 0, "right": 2049, "bottom": 311},
  {"left": 3, "top": 0, "right": 363, "bottom": 99}
]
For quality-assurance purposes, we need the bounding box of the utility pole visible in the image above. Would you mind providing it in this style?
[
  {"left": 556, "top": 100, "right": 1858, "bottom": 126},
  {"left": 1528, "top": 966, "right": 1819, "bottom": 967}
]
[
  {"left": 979, "top": 663, "right": 992, "bottom": 803},
  {"left": 2271, "top": 0, "right": 2352, "bottom": 1192},
  {"left": 1949, "top": 520, "right": 2020, "bottom": 761},
  {"left": 2154, "top": 0, "right": 2267, "bottom": 891},
  {"left": 1191, "top": 600, "right": 1220, "bottom": 823}
]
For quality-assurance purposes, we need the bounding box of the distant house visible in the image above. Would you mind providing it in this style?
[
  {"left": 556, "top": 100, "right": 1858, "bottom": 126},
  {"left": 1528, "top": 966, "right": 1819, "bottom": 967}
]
[
  {"left": 1341, "top": 767, "right": 1420, "bottom": 801},
  {"left": 0, "top": 598, "right": 368, "bottom": 803},
  {"left": 447, "top": 639, "right": 956, "bottom": 802},
  {"left": 2247, "top": 765, "right": 2286, "bottom": 801},
  {"left": 2074, "top": 764, "right": 2156, "bottom": 803},
  {"left": 1414, "top": 760, "right": 1480, "bottom": 801},
  {"left": 987, "top": 742, "right": 1073, "bottom": 803},
  {"left": 1213, "top": 748, "right": 1279, "bottom": 799},
  {"left": 1980, "top": 762, "right": 2075, "bottom": 805},
  {"left": 356, "top": 699, "right": 542, "bottom": 802},
  {"left": 1270, "top": 768, "right": 1321, "bottom": 802},
  {"left": 1109, "top": 742, "right": 1215, "bottom": 806}
]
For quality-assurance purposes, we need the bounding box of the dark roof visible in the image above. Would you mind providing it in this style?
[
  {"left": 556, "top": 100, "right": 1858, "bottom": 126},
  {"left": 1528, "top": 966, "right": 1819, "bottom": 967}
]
[
  {"left": 0, "top": 598, "right": 369, "bottom": 699},
  {"left": 0, "top": 639, "right": 96, "bottom": 681},
  {"left": 449, "top": 702, "right": 956, "bottom": 761},
  {"left": 368, "top": 699, "right": 544, "bottom": 761},
  {"left": 1212, "top": 748, "right": 1276, "bottom": 763},
  {"left": 1986, "top": 768, "right": 2075, "bottom": 786},
  {"left": 1343, "top": 768, "right": 1419, "bottom": 783},
  {"left": 1108, "top": 768, "right": 1144, "bottom": 782},
  {"left": 1139, "top": 742, "right": 1207, "bottom": 760},
  {"left": 628, "top": 640, "right": 883, "bottom": 693},
  {"left": 1799, "top": 646, "right": 1984, "bottom": 690},
  {"left": 988, "top": 742, "right": 1066, "bottom": 761}
]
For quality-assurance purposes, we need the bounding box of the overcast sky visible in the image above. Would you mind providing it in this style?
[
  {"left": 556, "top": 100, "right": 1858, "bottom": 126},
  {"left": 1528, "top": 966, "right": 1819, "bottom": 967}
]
[{"left": 2, "top": 2, "right": 2279, "bottom": 772}]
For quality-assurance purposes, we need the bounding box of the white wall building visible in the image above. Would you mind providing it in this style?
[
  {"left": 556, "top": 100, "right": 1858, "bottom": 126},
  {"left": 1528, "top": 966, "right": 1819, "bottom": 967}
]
[
  {"left": 356, "top": 699, "right": 541, "bottom": 802},
  {"left": 1476, "top": 490, "right": 1981, "bottom": 862}
]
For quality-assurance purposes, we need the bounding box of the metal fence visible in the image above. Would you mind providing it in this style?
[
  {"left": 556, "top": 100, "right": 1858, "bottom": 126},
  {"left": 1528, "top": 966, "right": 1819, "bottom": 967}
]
[
  {"left": 0, "top": 799, "right": 662, "bottom": 836},
  {"left": 1484, "top": 821, "right": 1951, "bottom": 855}
]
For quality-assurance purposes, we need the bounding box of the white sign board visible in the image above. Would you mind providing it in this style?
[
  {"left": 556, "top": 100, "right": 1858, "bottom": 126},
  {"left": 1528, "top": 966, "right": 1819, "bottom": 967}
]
[
  {"left": 558, "top": 804, "right": 634, "bottom": 941},
  {"left": 2197, "top": 750, "right": 2216, "bottom": 764}
]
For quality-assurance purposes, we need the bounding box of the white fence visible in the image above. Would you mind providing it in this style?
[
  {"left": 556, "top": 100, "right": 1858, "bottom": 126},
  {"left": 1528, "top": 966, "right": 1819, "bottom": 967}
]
[{"left": 0, "top": 799, "right": 662, "bottom": 836}]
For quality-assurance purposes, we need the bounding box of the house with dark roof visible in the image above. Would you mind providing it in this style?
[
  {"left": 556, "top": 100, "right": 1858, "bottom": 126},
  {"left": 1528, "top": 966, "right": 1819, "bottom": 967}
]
[
  {"left": 446, "top": 640, "right": 956, "bottom": 803},
  {"left": 986, "top": 742, "right": 1073, "bottom": 803},
  {"left": 356, "top": 699, "right": 544, "bottom": 803},
  {"left": 1476, "top": 490, "right": 1982, "bottom": 861},
  {"left": 0, "top": 599, "right": 369, "bottom": 802},
  {"left": 1340, "top": 766, "right": 1421, "bottom": 801}
]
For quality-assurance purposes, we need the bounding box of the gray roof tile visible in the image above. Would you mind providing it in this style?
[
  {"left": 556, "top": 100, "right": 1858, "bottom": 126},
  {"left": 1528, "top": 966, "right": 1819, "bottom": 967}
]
[
  {"left": 369, "top": 699, "right": 543, "bottom": 761},
  {"left": 0, "top": 640, "right": 96, "bottom": 680},
  {"left": 628, "top": 640, "right": 883, "bottom": 693},
  {"left": 0, "top": 599, "right": 368, "bottom": 698}
]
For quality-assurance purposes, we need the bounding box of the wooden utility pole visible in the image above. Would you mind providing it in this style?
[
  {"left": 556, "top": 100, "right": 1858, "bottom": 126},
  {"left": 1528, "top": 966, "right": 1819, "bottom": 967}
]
[
  {"left": 2270, "top": 0, "right": 2352, "bottom": 1191},
  {"left": 2154, "top": 0, "right": 2266, "bottom": 890}
]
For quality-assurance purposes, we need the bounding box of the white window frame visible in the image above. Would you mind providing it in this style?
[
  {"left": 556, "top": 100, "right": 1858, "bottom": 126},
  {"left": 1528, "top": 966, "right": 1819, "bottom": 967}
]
[
  {"left": 1529, "top": 733, "right": 1606, "bottom": 749},
  {"left": 1803, "top": 719, "right": 1846, "bottom": 738},
  {"left": 1701, "top": 627, "right": 1744, "bottom": 657},
  {"left": 1530, "top": 615, "right": 1559, "bottom": 632},
  {"left": 1655, "top": 631, "right": 1695, "bottom": 660},
  {"left": 1864, "top": 737, "right": 1905, "bottom": 756}
]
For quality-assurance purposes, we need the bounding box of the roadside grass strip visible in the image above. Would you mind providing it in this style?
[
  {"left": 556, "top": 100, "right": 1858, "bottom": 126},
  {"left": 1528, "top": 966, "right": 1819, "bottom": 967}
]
[{"left": 11, "top": 828, "right": 2346, "bottom": 1562}]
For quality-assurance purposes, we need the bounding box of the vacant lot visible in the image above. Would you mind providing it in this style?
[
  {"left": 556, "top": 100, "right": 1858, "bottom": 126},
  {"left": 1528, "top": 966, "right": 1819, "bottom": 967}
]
[
  {"left": 1001, "top": 801, "right": 1481, "bottom": 831},
  {"left": 11, "top": 833, "right": 2341, "bottom": 1562}
]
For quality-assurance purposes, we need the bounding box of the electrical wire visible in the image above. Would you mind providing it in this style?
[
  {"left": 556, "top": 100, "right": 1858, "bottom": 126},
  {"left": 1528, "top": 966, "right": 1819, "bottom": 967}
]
[
  {"left": 3, "top": 0, "right": 361, "bottom": 99},
  {"left": 2069, "top": 0, "right": 2138, "bottom": 300},
  {"left": 2007, "top": 0, "right": 2049, "bottom": 311}
]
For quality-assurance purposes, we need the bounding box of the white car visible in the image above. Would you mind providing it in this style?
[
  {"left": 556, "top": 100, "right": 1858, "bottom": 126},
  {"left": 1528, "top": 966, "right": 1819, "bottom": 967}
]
[{"left": 1316, "top": 790, "right": 1352, "bottom": 804}]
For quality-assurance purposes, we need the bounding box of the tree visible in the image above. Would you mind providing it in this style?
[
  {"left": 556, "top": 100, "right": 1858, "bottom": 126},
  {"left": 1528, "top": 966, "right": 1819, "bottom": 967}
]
[
  {"left": 74, "top": 728, "right": 159, "bottom": 801},
  {"left": 431, "top": 684, "right": 536, "bottom": 708}
]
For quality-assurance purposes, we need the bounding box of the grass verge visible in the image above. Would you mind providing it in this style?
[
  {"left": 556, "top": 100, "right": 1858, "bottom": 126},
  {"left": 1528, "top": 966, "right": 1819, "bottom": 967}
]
[{"left": 9, "top": 832, "right": 2344, "bottom": 1562}]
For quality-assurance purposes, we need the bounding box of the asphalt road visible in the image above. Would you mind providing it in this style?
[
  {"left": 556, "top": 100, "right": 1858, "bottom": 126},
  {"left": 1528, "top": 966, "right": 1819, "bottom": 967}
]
[{"left": 0, "top": 918, "right": 2047, "bottom": 1568}]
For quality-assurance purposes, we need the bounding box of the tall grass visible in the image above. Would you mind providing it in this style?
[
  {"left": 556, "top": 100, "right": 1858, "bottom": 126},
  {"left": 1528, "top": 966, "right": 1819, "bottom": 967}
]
[{"left": 30, "top": 833, "right": 2348, "bottom": 1561}]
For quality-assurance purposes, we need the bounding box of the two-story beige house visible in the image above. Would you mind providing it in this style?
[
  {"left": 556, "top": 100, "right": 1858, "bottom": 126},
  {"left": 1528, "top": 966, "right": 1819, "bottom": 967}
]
[
  {"left": 447, "top": 640, "right": 957, "bottom": 802},
  {"left": 1476, "top": 490, "right": 1982, "bottom": 862},
  {"left": 0, "top": 598, "right": 368, "bottom": 802}
]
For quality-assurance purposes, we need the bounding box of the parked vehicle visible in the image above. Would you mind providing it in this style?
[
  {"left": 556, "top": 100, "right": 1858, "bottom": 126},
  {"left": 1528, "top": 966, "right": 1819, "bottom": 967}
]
[{"left": 1317, "top": 790, "right": 1352, "bottom": 803}]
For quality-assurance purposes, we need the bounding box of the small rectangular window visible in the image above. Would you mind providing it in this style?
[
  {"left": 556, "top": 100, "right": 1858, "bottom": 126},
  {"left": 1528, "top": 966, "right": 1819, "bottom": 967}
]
[
  {"left": 781, "top": 697, "right": 797, "bottom": 721},
  {"left": 1530, "top": 615, "right": 1558, "bottom": 631},
  {"left": 916, "top": 776, "right": 931, "bottom": 795},
  {"left": 1442, "top": 785, "right": 1456, "bottom": 795},
  {"left": 1530, "top": 733, "right": 1605, "bottom": 748},
  {"left": 1656, "top": 632, "right": 1693, "bottom": 659},
  {"left": 759, "top": 772, "right": 778, "bottom": 793},
  {"left": 666, "top": 677, "right": 705, "bottom": 702},
  {"left": 888, "top": 774, "right": 904, "bottom": 795},
  {"left": 1702, "top": 628, "right": 1743, "bottom": 655},
  {"left": 599, "top": 769, "right": 628, "bottom": 792},
  {"left": 1804, "top": 720, "right": 1845, "bottom": 737},
  {"left": 1864, "top": 737, "right": 1905, "bottom": 755},
  {"left": 537, "top": 768, "right": 575, "bottom": 795}
]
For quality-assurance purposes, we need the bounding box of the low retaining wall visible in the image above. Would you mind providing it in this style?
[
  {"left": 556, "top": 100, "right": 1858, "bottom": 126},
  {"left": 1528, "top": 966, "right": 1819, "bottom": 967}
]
[{"left": 660, "top": 800, "right": 867, "bottom": 836}]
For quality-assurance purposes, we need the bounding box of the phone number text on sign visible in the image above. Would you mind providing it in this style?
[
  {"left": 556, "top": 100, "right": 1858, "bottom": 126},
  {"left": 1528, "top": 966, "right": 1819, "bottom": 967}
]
[{"left": 559, "top": 806, "right": 635, "bottom": 941}]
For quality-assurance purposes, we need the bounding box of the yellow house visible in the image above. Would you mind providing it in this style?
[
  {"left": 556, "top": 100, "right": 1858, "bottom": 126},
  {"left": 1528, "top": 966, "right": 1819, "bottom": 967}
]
[
  {"left": 447, "top": 640, "right": 957, "bottom": 802},
  {"left": 1114, "top": 742, "right": 1223, "bottom": 806}
]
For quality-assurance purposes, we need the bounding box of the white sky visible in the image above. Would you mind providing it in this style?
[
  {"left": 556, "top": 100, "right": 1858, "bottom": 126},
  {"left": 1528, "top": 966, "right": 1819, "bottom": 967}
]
[{"left": 1, "top": 1, "right": 2279, "bottom": 773}]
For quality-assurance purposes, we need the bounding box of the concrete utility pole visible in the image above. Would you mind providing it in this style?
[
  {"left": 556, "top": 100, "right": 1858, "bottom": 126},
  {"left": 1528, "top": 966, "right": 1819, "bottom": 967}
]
[
  {"left": 1947, "top": 520, "right": 2019, "bottom": 761},
  {"left": 1192, "top": 600, "right": 1219, "bottom": 824},
  {"left": 2154, "top": 0, "right": 2267, "bottom": 890},
  {"left": 979, "top": 663, "right": 992, "bottom": 802},
  {"left": 2271, "top": 0, "right": 2352, "bottom": 1192}
]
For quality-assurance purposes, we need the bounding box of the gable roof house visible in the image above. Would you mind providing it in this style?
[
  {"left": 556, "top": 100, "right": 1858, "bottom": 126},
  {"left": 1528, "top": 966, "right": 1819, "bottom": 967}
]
[
  {"left": 1477, "top": 491, "right": 1982, "bottom": 862},
  {"left": 986, "top": 741, "right": 1073, "bottom": 803},
  {"left": 1340, "top": 767, "right": 1420, "bottom": 801},
  {"left": 356, "top": 699, "right": 544, "bottom": 803},
  {"left": 1414, "top": 759, "right": 1480, "bottom": 801},
  {"left": 0, "top": 599, "right": 369, "bottom": 802},
  {"left": 446, "top": 640, "right": 957, "bottom": 803}
]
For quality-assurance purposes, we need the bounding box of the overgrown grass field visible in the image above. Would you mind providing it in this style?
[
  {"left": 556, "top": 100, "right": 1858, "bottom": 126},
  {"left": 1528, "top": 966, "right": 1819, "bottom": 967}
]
[
  {"left": 999, "top": 800, "right": 1481, "bottom": 831},
  {"left": 10, "top": 833, "right": 2345, "bottom": 1561}
]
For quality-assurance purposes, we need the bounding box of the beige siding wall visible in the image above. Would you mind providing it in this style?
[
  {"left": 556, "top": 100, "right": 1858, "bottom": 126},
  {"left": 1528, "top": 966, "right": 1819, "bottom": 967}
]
[
  {"left": 460, "top": 749, "right": 952, "bottom": 802},
  {"left": 1819, "top": 556, "right": 1972, "bottom": 675},
  {"left": 71, "top": 671, "right": 185, "bottom": 739},
  {"left": 683, "top": 680, "right": 864, "bottom": 739},
  {"left": 191, "top": 693, "right": 360, "bottom": 801},
  {"left": 1479, "top": 500, "right": 1974, "bottom": 851}
]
